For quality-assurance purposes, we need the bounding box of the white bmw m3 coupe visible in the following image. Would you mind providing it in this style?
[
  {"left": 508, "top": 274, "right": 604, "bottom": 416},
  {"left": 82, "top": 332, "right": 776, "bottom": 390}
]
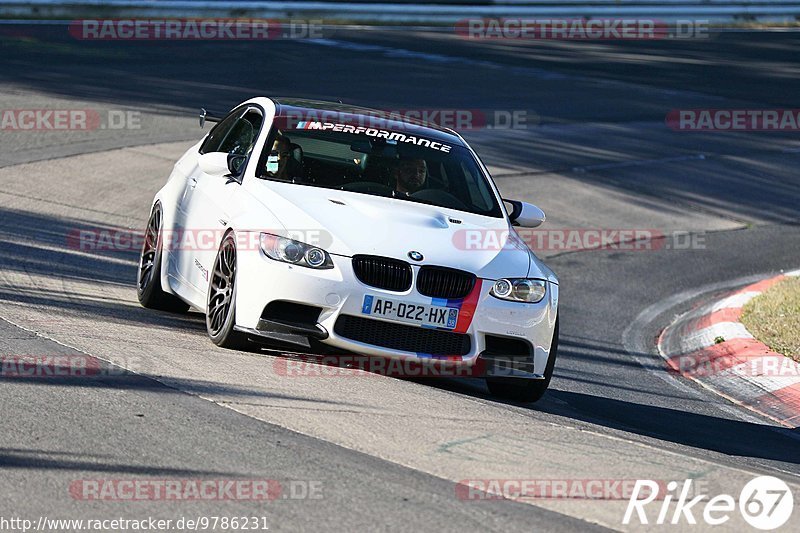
[{"left": 137, "top": 97, "right": 559, "bottom": 402}]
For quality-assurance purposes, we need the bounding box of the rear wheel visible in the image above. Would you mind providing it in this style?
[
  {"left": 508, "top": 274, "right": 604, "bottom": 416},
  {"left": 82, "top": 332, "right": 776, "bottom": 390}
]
[
  {"left": 206, "top": 232, "right": 249, "bottom": 350},
  {"left": 137, "top": 204, "right": 190, "bottom": 313},
  {"left": 486, "top": 318, "right": 559, "bottom": 403}
]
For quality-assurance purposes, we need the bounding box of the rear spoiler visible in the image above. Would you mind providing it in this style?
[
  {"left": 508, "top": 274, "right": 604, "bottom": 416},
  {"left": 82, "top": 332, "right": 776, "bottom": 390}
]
[{"left": 199, "top": 108, "right": 224, "bottom": 128}]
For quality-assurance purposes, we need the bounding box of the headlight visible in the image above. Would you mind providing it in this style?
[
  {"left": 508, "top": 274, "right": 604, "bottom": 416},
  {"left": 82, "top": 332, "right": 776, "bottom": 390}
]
[
  {"left": 490, "top": 278, "right": 547, "bottom": 303},
  {"left": 259, "top": 233, "right": 333, "bottom": 269}
]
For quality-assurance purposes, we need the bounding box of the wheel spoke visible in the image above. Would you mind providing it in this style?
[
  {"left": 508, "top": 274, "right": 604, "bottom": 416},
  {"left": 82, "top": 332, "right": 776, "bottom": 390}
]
[
  {"left": 210, "top": 305, "right": 224, "bottom": 330},
  {"left": 139, "top": 261, "right": 153, "bottom": 287},
  {"left": 207, "top": 237, "right": 237, "bottom": 337},
  {"left": 138, "top": 209, "right": 161, "bottom": 291}
]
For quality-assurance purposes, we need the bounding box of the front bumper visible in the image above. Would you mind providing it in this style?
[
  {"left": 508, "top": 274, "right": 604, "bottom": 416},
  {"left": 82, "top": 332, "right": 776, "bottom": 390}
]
[{"left": 235, "top": 248, "right": 559, "bottom": 375}]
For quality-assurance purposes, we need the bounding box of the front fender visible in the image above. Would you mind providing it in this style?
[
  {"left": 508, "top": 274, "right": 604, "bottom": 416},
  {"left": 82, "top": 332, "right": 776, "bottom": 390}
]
[{"left": 155, "top": 140, "right": 203, "bottom": 294}]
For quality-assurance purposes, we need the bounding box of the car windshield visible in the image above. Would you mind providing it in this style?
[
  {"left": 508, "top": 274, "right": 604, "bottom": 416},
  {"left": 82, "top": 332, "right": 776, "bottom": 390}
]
[{"left": 256, "top": 122, "right": 503, "bottom": 218}]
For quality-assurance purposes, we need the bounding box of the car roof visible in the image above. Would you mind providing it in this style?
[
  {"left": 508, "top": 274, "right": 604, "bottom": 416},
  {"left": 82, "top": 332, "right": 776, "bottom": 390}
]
[{"left": 269, "top": 97, "right": 467, "bottom": 146}]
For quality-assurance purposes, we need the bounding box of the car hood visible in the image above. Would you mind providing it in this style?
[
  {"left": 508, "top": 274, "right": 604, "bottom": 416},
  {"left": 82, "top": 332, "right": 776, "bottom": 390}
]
[{"left": 245, "top": 180, "right": 552, "bottom": 281}]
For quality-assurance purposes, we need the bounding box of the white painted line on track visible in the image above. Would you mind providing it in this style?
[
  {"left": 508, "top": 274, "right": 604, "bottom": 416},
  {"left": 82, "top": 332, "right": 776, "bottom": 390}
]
[
  {"left": 622, "top": 273, "right": 771, "bottom": 426},
  {"left": 680, "top": 322, "right": 754, "bottom": 353},
  {"left": 653, "top": 269, "right": 800, "bottom": 432},
  {"left": 711, "top": 291, "right": 760, "bottom": 311}
]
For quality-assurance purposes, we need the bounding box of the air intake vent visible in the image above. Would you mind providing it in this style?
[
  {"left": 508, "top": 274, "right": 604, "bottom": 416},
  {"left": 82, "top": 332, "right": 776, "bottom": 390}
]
[
  {"left": 417, "top": 266, "right": 476, "bottom": 299},
  {"left": 334, "top": 315, "right": 471, "bottom": 356},
  {"left": 352, "top": 255, "right": 412, "bottom": 292}
]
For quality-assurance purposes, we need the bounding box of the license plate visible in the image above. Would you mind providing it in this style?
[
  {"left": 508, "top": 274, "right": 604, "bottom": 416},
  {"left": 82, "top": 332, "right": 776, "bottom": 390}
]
[{"left": 361, "top": 295, "right": 459, "bottom": 330}]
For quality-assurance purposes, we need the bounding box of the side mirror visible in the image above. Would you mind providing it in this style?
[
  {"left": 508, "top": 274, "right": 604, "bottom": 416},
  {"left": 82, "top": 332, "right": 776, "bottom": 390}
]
[
  {"left": 504, "top": 199, "right": 546, "bottom": 228},
  {"left": 198, "top": 152, "right": 246, "bottom": 180},
  {"left": 199, "top": 108, "right": 223, "bottom": 129},
  {"left": 198, "top": 152, "right": 230, "bottom": 177}
]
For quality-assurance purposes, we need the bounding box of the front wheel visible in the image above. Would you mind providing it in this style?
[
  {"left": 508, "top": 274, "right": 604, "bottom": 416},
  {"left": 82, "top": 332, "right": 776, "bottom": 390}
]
[
  {"left": 137, "top": 203, "right": 190, "bottom": 313},
  {"left": 486, "top": 318, "right": 559, "bottom": 403},
  {"left": 206, "top": 232, "right": 249, "bottom": 350}
]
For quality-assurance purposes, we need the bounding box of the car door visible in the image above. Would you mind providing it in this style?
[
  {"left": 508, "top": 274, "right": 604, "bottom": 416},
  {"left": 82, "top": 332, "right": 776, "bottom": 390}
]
[
  {"left": 171, "top": 109, "right": 240, "bottom": 289},
  {"left": 182, "top": 106, "right": 264, "bottom": 295}
]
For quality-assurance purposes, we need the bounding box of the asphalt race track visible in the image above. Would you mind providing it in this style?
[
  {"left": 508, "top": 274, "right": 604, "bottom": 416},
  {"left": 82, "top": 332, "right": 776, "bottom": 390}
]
[{"left": 1, "top": 23, "right": 800, "bottom": 531}]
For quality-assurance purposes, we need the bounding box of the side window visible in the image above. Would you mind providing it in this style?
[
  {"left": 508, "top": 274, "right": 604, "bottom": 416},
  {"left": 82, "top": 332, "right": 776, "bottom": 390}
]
[
  {"left": 199, "top": 111, "right": 241, "bottom": 154},
  {"left": 219, "top": 110, "right": 263, "bottom": 156},
  {"left": 199, "top": 108, "right": 263, "bottom": 155}
]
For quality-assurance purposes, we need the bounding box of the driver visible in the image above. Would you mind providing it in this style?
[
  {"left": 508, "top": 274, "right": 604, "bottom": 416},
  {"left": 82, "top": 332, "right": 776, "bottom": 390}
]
[{"left": 391, "top": 158, "right": 427, "bottom": 195}]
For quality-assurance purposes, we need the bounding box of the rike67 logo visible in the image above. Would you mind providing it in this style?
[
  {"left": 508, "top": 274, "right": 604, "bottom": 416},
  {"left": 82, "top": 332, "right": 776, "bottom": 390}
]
[{"left": 624, "top": 476, "right": 793, "bottom": 530}]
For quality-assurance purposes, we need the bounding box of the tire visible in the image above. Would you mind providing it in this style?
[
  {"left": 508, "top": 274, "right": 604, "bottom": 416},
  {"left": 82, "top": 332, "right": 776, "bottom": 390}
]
[
  {"left": 206, "top": 232, "right": 249, "bottom": 350},
  {"left": 137, "top": 203, "right": 190, "bottom": 313},
  {"left": 486, "top": 318, "right": 559, "bottom": 403}
]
